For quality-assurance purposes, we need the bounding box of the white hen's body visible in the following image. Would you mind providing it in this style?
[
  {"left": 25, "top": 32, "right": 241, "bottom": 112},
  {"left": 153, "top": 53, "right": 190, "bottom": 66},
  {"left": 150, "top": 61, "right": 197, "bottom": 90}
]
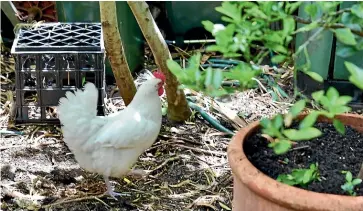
[{"left": 58, "top": 79, "right": 162, "bottom": 179}]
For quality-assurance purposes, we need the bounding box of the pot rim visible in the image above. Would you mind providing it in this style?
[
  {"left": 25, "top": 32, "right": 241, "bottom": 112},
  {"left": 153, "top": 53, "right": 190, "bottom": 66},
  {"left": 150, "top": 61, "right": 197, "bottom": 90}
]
[{"left": 227, "top": 113, "right": 363, "bottom": 210}]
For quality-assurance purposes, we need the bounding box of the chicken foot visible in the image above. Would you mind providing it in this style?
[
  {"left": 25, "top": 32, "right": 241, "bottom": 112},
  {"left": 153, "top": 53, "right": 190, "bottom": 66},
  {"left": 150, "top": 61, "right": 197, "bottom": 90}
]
[{"left": 103, "top": 176, "right": 126, "bottom": 200}]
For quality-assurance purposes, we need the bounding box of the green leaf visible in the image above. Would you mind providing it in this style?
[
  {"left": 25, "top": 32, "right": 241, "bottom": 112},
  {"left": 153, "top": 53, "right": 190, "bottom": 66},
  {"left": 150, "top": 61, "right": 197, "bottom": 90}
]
[
  {"left": 195, "top": 68, "right": 202, "bottom": 83},
  {"left": 283, "top": 17, "right": 296, "bottom": 35},
  {"left": 319, "top": 2, "right": 339, "bottom": 13},
  {"left": 260, "top": 118, "right": 271, "bottom": 128},
  {"left": 304, "top": 71, "right": 324, "bottom": 83},
  {"left": 245, "top": 7, "right": 268, "bottom": 19},
  {"left": 326, "top": 87, "right": 339, "bottom": 102},
  {"left": 341, "top": 183, "right": 353, "bottom": 192},
  {"left": 336, "top": 96, "right": 352, "bottom": 106},
  {"left": 312, "top": 90, "right": 324, "bottom": 102},
  {"left": 202, "top": 20, "right": 214, "bottom": 32},
  {"left": 206, "top": 45, "right": 224, "bottom": 52},
  {"left": 266, "top": 43, "right": 288, "bottom": 54},
  {"left": 290, "top": 100, "right": 306, "bottom": 117},
  {"left": 310, "top": 163, "right": 317, "bottom": 170},
  {"left": 303, "top": 169, "right": 313, "bottom": 184},
  {"left": 223, "top": 52, "right": 242, "bottom": 58},
  {"left": 283, "top": 127, "right": 322, "bottom": 141},
  {"left": 333, "top": 119, "right": 345, "bottom": 134},
  {"left": 273, "top": 114, "right": 284, "bottom": 129},
  {"left": 208, "top": 88, "right": 228, "bottom": 97},
  {"left": 286, "top": 2, "right": 302, "bottom": 14},
  {"left": 215, "top": 1, "right": 241, "bottom": 22},
  {"left": 167, "top": 59, "right": 184, "bottom": 78},
  {"left": 351, "top": 3, "right": 363, "bottom": 18},
  {"left": 273, "top": 140, "right": 292, "bottom": 155},
  {"left": 334, "top": 28, "right": 357, "bottom": 46},
  {"left": 352, "top": 178, "right": 362, "bottom": 186},
  {"left": 277, "top": 174, "right": 297, "bottom": 186},
  {"left": 329, "top": 105, "right": 351, "bottom": 115},
  {"left": 221, "top": 16, "right": 235, "bottom": 23},
  {"left": 277, "top": 174, "right": 297, "bottom": 185},
  {"left": 299, "top": 111, "right": 319, "bottom": 129},
  {"left": 336, "top": 46, "right": 358, "bottom": 58},
  {"left": 344, "top": 61, "right": 363, "bottom": 90},
  {"left": 357, "top": 38, "right": 363, "bottom": 51},
  {"left": 285, "top": 100, "right": 305, "bottom": 127},
  {"left": 212, "top": 69, "right": 223, "bottom": 89},
  {"left": 204, "top": 68, "right": 213, "bottom": 87},
  {"left": 341, "top": 12, "right": 363, "bottom": 31},
  {"left": 304, "top": 4, "right": 318, "bottom": 19},
  {"left": 346, "top": 171, "right": 353, "bottom": 182},
  {"left": 271, "top": 55, "right": 287, "bottom": 64},
  {"left": 319, "top": 96, "right": 331, "bottom": 109}
]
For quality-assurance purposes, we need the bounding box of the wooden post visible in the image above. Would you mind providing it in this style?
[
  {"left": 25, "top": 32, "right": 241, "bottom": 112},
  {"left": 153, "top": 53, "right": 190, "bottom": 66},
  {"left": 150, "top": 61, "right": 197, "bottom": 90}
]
[
  {"left": 100, "top": 1, "right": 137, "bottom": 106},
  {"left": 127, "top": 1, "right": 191, "bottom": 122}
]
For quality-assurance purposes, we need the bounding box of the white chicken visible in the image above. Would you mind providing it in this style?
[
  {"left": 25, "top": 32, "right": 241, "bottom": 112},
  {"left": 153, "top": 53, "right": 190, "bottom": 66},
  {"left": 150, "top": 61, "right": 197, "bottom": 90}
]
[{"left": 57, "top": 71, "right": 166, "bottom": 199}]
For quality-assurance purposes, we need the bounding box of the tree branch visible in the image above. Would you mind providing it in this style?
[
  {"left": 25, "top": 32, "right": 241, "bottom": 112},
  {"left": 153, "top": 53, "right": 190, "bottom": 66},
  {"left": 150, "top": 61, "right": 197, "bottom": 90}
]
[
  {"left": 329, "top": 8, "right": 351, "bottom": 16},
  {"left": 100, "top": 1, "right": 137, "bottom": 106},
  {"left": 127, "top": 1, "right": 191, "bottom": 122},
  {"left": 293, "top": 15, "right": 363, "bottom": 37}
]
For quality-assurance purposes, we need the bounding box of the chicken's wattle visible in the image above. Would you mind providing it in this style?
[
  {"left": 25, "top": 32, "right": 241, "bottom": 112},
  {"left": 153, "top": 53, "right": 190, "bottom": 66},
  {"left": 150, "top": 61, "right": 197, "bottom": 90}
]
[
  {"left": 158, "top": 86, "right": 164, "bottom": 96},
  {"left": 153, "top": 70, "right": 165, "bottom": 96}
]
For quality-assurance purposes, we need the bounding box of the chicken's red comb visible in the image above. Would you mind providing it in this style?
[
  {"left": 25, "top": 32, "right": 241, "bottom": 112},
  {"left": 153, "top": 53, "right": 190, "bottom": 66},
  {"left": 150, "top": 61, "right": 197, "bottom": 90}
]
[{"left": 153, "top": 70, "right": 166, "bottom": 82}]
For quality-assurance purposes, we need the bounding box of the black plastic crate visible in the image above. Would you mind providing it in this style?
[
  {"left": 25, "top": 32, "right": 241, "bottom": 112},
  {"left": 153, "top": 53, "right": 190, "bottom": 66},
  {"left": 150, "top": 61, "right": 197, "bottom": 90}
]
[{"left": 11, "top": 22, "right": 106, "bottom": 124}]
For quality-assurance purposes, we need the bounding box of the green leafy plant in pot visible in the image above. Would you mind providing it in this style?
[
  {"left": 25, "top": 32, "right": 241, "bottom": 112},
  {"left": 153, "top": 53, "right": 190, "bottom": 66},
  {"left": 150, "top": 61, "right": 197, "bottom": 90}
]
[{"left": 167, "top": 1, "right": 363, "bottom": 210}]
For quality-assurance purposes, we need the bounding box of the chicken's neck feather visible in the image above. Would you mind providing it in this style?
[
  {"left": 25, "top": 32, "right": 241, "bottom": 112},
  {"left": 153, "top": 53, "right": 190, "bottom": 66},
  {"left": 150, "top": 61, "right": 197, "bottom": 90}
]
[{"left": 123, "top": 85, "right": 162, "bottom": 120}]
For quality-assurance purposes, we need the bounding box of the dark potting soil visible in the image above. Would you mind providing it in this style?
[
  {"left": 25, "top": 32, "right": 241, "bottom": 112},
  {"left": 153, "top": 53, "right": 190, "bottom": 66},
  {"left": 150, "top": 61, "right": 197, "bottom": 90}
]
[{"left": 244, "top": 122, "right": 363, "bottom": 196}]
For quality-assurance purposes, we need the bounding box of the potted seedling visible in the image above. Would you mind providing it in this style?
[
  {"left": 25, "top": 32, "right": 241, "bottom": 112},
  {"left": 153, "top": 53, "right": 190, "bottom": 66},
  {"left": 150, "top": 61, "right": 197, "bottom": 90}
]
[{"left": 167, "top": 1, "right": 363, "bottom": 210}]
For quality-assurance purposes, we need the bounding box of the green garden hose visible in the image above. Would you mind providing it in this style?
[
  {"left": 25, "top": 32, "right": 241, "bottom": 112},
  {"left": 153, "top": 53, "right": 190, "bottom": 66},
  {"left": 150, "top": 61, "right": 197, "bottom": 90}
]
[{"left": 187, "top": 100, "right": 235, "bottom": 136}]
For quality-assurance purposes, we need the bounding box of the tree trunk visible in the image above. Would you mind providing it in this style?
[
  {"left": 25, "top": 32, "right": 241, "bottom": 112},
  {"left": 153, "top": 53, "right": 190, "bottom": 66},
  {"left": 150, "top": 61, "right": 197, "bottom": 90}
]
[
  {"left": 100, "top": 1, "right": 137, "bottom": 106},
  {"left": 127, "top": 1, "right": 191, "bottom": 122}
]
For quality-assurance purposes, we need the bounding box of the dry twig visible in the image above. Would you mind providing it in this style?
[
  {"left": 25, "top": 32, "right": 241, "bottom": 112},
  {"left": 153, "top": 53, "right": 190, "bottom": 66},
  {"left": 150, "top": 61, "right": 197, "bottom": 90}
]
[{"left": 41, "top": 193, "right": 110, "bottom": 209}]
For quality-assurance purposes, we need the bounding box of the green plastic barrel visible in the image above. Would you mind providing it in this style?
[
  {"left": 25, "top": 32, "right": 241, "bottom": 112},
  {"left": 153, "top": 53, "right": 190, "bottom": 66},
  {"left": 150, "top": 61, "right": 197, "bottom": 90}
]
[
  {"left": 295, "top": 1, "right": 363, "bottom": 107},
  {"left": 56, "top": 1, "right": 144, "bottom": 76},
  {"left": 332, "top": 1, "right": 363, "bottom": 80},
  {"left": 165, "top": 1, "right": 222, "bottom": 42}
]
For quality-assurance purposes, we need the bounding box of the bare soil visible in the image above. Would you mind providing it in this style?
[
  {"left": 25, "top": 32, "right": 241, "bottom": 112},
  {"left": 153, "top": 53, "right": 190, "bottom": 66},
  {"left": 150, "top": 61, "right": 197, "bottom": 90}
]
[
  {"left": 1, "top": 117, "right": 233, "bottom": 211},
  {"left": 245, "top": 121, "right": 363, "bottom": 196},
  {"left": 1, "top": 68, "right": 292, "bottom": 210}
]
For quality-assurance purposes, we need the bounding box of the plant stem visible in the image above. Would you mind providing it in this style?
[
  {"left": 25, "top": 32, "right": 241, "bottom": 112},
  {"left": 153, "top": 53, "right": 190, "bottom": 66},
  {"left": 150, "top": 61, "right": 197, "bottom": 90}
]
[
  {"left": 292, "top": 27, "right": 325, "bottom": 97},
  {"left": 99, "top": 1, "right": 137, "bottom": 105},
  {"left": 128, "top": 1, "right": 191, "bottom": 122},
  {"left": 292, "top": 16, "right": 363, "bottom": 37},
  {"left": 328, "top": 8, "right": 351, "bottom": 16},
  {"left": 294, "top": 28, "right": 325, "bottom": 57}
]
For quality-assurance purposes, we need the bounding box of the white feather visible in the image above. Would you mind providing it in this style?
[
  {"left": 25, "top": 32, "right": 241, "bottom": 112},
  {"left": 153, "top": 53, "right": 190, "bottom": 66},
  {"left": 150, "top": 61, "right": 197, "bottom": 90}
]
[{"left": 58, "top": 78, "right": 163, "bottom": 177}]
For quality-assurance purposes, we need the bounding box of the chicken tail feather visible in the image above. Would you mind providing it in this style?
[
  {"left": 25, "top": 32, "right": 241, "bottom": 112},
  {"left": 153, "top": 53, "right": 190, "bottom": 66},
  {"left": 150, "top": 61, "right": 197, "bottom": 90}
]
[{"left": 58, "top": 83, "right": 101, "bottom": 149}]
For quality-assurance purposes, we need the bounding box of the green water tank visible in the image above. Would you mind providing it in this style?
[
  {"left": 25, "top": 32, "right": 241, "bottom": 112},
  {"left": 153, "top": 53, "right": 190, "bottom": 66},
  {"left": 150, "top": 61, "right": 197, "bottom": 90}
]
[
  {"left": 164, "top": 1, "right": 222, "bottom": 42},
  {"left": 56, "top": 1, "right": 144, "bottom": 77},
  {"left": 295, "top": 1, "right": 363, "bottom": 107}
]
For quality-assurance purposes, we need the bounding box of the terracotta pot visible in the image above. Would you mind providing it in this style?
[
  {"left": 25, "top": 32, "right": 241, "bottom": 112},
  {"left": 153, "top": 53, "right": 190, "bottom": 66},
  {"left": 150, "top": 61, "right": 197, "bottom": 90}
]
[{"left": 227, "top": 113, "right": 363, "bottom": 211}]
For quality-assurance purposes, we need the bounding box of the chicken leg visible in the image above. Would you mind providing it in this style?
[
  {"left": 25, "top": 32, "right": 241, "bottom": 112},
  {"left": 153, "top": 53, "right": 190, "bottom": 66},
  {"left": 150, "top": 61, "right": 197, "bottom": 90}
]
[{"left": 104, "top": 176, "right": 125, "bottom": 200}]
